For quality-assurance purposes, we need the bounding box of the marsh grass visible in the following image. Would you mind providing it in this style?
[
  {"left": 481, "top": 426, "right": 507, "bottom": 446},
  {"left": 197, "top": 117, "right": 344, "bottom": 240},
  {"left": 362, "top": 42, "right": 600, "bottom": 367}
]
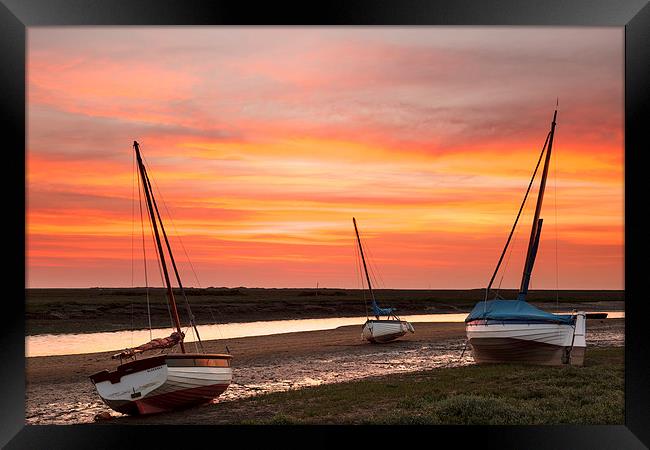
[{"left": 222, "top": 347, "right": 623, "bottom": 425}]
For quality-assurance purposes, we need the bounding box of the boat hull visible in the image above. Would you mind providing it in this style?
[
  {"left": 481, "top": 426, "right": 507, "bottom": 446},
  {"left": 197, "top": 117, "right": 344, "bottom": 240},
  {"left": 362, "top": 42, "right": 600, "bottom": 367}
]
[
  {"left": 466, "top": 312, "right": 586, "bottom": 366},
  {"left": 362, "top": 319, "right": 414, "bottom": 343},
  {"left": 90, "top": 353, "right": 232, "bottom": 415}
]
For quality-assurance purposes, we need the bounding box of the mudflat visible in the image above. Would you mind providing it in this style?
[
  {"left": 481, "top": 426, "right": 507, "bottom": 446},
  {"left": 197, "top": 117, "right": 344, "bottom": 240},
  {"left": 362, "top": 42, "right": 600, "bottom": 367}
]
[{"left": 26, "top": 318, "right": 624, "bottom": 425}]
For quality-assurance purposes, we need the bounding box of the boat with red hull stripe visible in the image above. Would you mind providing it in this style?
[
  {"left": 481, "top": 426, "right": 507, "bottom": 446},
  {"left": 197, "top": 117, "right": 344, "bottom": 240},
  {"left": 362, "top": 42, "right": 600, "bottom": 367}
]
[{"left": 89, "top": 142, "right": 233, "bottom": 415}]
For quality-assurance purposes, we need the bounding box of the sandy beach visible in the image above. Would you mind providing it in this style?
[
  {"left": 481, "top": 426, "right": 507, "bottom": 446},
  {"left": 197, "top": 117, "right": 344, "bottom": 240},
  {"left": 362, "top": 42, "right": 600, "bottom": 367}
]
[{"left": 26, "top": 318, "right": 624, "bottom": 425}]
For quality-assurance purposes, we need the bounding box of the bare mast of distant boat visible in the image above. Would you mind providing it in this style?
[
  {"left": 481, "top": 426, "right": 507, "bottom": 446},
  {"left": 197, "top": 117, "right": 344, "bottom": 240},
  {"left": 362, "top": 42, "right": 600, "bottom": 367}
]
[
  {"left": 353, "top": 217, "right": 379, "bottom": 318},
  {"left": 353, "top": 217, "right": 414, "bottom": 343}
]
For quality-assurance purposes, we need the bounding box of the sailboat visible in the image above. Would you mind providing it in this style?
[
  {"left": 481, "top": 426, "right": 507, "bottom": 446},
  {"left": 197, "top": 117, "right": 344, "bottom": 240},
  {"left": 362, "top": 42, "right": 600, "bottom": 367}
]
[
  {"left": 89, "top": 141, "right": 233, "bottom": 415},
  {"left": 353, "top": 217, "right": 415, "bottom": 343},
  {"left": 465, "top": 106, "right": 587, "bottom": 366}
]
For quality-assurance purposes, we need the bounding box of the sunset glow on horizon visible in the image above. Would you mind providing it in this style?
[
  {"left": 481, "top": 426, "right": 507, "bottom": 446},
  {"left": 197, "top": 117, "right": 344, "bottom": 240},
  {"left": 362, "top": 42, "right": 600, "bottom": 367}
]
[{"left": 27, "top": 27, "right": 624, "bottom": 290}]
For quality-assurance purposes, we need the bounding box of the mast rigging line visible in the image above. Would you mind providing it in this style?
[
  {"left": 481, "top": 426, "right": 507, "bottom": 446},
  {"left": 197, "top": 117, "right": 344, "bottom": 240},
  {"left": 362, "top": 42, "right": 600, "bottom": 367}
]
[
  {"left": 141, "top": 154, "right": 202, "bottom": 286},
  {"left": 140, "top": 158, "right": 204, "bottom": 351},
  {"left": 140, "top": 153, "right": 209, "bottom": 352},
  {"left": 131, "top": 149, "right": 136, "bottom": 347},
  {"left": 553, "top": 131, "right": 560, "bottom": 309},
  {"left": 131, "top": 150, "right": 136, "bottom": 289},
  {"left": 363, "top": 238, "right": 385, "bottom": 290},
  {"left": 141, "top": 151, "right": 230, "bottom": 353},
  {"left": 362, "top": 237, "right": 382, "bottom": 292},
  {"left": 141, "top": 176, "right": 175, "bottom": 331},
  {"left": 353, "top": 230, "right": 369, "bottom": 318},
  {"left": 484, "top": 130, "right": 551, "bottom": 303},
  {"left": 494, "top": 216, "right": 521, "bottom": 299},
  {"left": 517, "top": 108, "right": 558, "bottom": 299},
  {"left": 353, "top": 218, "right": 377, "bottom": 307},
  {"left": 353, "top": 217, "right": 394, "bottom": 320},
  {"left": 137, "top": 167, "right": 153, "bottom": 340},
  {"left": 134, "top": 141, "right": 186, "bottom": 353},
  {"left": 157, "top": 186, "right": 203, "bottom": 289}
]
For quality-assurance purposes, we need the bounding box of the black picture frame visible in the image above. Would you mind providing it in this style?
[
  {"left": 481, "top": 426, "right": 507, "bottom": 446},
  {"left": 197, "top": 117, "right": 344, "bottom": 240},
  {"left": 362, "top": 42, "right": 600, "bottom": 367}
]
[{"left": 2, "top": 0, "right": 648, "bottom": 448}]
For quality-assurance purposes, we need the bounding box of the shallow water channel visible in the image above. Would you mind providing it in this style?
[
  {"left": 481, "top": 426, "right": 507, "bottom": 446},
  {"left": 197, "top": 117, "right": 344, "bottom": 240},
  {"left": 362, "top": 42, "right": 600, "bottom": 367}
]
[{"left": 26, "top": 311, "right": 624, "bottom": 358}]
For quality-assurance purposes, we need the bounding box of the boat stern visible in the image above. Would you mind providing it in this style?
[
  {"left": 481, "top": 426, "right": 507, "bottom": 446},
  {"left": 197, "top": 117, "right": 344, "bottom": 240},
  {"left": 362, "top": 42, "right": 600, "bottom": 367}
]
[{"left": 569, "top": 311, "right": 587, "bottom": 366}]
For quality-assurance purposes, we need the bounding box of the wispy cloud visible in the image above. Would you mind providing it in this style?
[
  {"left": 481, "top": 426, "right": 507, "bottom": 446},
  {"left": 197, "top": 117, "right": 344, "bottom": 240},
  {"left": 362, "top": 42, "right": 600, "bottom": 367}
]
[{"left": 26, "top": 27, "right": 623, "bottom": 289}]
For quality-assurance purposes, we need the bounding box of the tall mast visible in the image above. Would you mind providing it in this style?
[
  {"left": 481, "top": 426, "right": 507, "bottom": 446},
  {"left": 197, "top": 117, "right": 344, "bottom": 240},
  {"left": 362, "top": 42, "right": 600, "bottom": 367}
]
[
  {"left": 517, "top": 107, "right": 558, "bottom": 300},
  {"left": 133, "top": 141, "right": 186, "bottom": 353},
  {"left": 353, "top": 217, "right": 376, "bottom": 304}
]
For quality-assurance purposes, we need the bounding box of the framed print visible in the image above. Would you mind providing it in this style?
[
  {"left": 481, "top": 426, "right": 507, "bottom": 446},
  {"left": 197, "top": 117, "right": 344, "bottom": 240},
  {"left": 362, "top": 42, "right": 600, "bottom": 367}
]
[{"left": 1, "top": 0, "right": 648, "bottom": 448}]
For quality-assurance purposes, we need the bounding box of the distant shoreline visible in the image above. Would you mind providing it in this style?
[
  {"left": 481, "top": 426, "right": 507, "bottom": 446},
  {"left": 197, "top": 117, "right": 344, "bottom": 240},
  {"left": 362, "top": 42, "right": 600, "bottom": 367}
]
[
  {"left": 26, "top": 287, "right": 624, "bottom": 336},
  {"left": 25, "top": 287, "right": 626, "bottom": 292}
]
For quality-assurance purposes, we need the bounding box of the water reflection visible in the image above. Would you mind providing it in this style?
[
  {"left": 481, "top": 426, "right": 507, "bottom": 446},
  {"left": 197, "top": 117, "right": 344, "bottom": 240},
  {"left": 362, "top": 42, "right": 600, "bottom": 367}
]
[{"left": 26, "top": 311, "right": 624, "bottom": 358}]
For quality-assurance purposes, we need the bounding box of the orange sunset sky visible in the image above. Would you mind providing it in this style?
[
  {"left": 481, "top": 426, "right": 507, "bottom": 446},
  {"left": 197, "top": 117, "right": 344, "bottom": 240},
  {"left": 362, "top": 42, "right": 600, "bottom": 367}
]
[{"left": 26, "top": 27, "right": 624, "bottom": 290}]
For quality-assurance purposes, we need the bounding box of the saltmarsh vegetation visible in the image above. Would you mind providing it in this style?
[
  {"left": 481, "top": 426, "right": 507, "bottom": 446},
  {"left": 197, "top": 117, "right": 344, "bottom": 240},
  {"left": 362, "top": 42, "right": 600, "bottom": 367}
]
[{"left": 233, "top": 347, "right": 623, "bottom": 425}]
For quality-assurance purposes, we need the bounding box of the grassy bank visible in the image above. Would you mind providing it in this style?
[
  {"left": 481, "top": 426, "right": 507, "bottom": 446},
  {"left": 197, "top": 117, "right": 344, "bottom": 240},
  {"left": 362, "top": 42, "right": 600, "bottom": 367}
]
[
  {"left": 26, "top": 287, "right": 624, "bottom": 335},
  {"left": 133, "top": 347, "right": 622, "bottom": 425}
]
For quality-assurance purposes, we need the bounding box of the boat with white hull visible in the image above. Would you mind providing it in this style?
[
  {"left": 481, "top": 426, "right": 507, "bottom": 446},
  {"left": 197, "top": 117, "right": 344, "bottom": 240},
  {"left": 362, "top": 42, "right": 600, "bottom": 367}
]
[
  {"left": 466, "top": 312, "right": 586, "bottom": 365},
  {"left": 465, "top": 105, "right": 586, "bottom": 366},
  {"left": 362, "top": 319, "right": 415, "bottom": 344},
  {"left": 91, "top": 354, "right": 232, "bottom": 415},
  {"left": 90, "top": 141, "right": 233, "bottom": 415},
  {"left": 352, "top": 217, "right": 415, "bottom": 344}
]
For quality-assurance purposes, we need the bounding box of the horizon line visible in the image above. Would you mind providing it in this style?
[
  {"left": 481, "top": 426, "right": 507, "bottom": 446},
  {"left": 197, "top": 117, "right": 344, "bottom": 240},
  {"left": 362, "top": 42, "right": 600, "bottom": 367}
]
[{"left": 24, "top": 286, "right": 625, "bottom": 291}]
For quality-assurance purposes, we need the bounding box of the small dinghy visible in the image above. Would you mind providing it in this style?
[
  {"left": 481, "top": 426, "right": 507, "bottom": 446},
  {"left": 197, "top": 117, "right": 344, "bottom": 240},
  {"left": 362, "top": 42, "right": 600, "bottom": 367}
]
[
  {"left": 89, "top": 141, "right": 232, "bottom": 415},
  {"left": 352, "top": 217, "right": 415, "bottom": 343},
  {"left": 362, "top": 317, "right": 416, "bottom": 344}
]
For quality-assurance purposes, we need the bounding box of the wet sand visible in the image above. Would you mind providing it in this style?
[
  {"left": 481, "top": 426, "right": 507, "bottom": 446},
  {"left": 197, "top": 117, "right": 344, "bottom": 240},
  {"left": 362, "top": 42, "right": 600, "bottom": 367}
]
[{"left": 26, "top": 319, "right": 624, "bottom": 425}]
